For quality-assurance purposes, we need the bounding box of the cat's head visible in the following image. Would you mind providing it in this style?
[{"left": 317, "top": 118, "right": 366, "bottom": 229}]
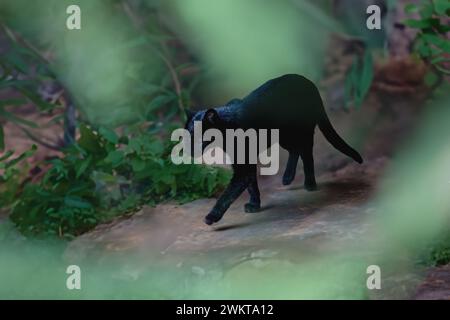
[
  {"left": 184, "top": 108, "right": 222, "bottom": 131},
  {"left": 184, "top": 108, "right": 223, "bottom": 154}
]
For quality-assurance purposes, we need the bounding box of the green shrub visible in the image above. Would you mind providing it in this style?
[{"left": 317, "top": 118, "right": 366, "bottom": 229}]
[
  {"left": 9, "top": 125, "right": 231, "bottom": 239},
  {"left": 404, "top": 0, "right": 450, "bottom": 87},
  {"left": 0, "top": 145, "right": 36, "bottom": 208},
  {"left": 426, "top": 233, "right": 450, "bottom": 266},
  {"left": 0, "top": 2, "right": 232, "bottom": 240}
]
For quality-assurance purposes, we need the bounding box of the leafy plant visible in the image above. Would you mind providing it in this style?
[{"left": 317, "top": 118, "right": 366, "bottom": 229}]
[
  {"left": 1, "top": 1, "right": 231, "bottom": 239},
  {"left": 429, "top": 243, "right": 450, "bottom": 266},
  {"left": 404, "top": 0, "right": 450, "bottom": 87},
  {"left": 0, "top": 145, "right": 36, "bottom": 208},
  {"left": 419, "top": 231, "right": 450, "bottom": 266},
  {"left": 9, "top": 125, "right": 230, "bottom": 239},
  {"left": 0, "top": 24, "right": 65, "bottom": 151}
]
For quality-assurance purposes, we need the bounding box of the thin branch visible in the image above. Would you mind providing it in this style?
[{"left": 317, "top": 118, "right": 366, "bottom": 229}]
[{"left": 157, "top": 49, "right": 185, "bottom": 112}]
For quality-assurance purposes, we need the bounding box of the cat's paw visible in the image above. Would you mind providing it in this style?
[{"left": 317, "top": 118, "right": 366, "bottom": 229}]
[
  {"left": 304, "top": 182, "right": 318, "bottom": 191},
  {"left": 204, "top": 213, "right": 221, "bottom": 225},
  {"left": 282, "top": 175, "right": 295, "bottom": 186},
  {"left": 244, "top": 202, "right": 261, "bottom": 213}
]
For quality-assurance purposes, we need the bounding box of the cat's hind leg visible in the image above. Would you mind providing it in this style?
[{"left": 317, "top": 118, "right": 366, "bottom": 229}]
[
  {"left": 245, "top": 165, "right": 260, "bottom": 213},
  {"left": 282, "top": 151, "right": 300, "bottom": 185},
  {"left": 300, "top": 143, "right": 317, "bottom": 191}
]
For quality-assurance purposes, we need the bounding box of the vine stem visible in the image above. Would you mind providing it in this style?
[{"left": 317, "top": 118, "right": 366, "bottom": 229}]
[{"left": 157, "top": 49, "right": 185, "bottom": 112}]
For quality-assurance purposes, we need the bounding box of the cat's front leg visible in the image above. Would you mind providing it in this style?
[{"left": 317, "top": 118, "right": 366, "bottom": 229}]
[{"left": 204, "top": 174, "right": 250, "bottom": 225}]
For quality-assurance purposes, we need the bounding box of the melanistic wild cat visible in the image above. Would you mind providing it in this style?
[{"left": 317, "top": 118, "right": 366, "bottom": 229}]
[{"left": 185, "top": 74, "right": 363, "bottom": 225}]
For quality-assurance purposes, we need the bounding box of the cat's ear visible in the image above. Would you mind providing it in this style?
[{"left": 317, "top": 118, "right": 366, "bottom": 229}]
[
  {"left": 185, "top": 109, "right": 195, "bottom": 120},
  {"left": 203, "top": 108, "right": 220, "bottom": 126}
]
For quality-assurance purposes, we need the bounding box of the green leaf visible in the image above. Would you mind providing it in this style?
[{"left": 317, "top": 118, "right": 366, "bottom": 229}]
[
  {"left": 64, "top": 196, "right": 92, "bottom": 209},
  {"left": 0, "top": 109, "right": 39, "bottom": 128},
  {"left": 99, "top": 127, "right": 118, "bottom": 144},
  {"left": 358, "top": 51, "right": 374, "bottom": 105},
  {"left": 0, "top": 98, "right": 28, "bottom": 107},
  {"left": 404, "top": 3, "right": 418, "bottom": 13},
  {"left": 433, "top": 0, "right": 450, "bottom": 15},
  {"left": 5, "top": 51, "right": 29, "bottom": 74},
  {"left": 128, "top": 138, "right": 142, "bottom": 153},
  {"left": 419, "top": 3, "right": 434, "bottom": 19},
  {"left": 76, "top": 156, "right": 92, "bottom": 178},
  {"left": 403, "top": 19, "right": 432, "bottom": 29},
  {"left": 0, "top": 79, "right": 33, "bottom": 89},
  {"left": 0, "top": 150, "right": 14, "bottom": 162},
  {"left": 422, "top": 34, "right": 450, "bottom": 52},
  {"left": 416, "top": 37, "right": 432, "bottom": 57},
  {"left": 206, "top": 174, "right": 215, "bottom": 194},
  {"left": 431, "top": 56, "right": 450, "bottom": 64},
  {"left": 106, "top": 150, "right": 124, "bottom": 167},
  {"left": 16, "top": 87, "right": 55, "bottom": 111},
  {"left": 131, "top": 158, "right": 146, "bottom": 172},
  {"left": 424, "top": 71, "right": 439, "bottom": 87},
  {"left": 5, "top": 144, "right": 37, "bottom": 168},
  {"left": 78, "top": 124, "right": 102, "bottom": 154}
]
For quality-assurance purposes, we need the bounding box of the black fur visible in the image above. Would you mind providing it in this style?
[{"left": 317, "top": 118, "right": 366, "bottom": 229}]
[{"left": 184, "top": 74, "right": 363, "bottom": 225}]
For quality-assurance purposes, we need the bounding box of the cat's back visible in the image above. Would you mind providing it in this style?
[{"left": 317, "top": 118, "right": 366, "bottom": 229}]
[
  {"left": 245, "top": 74, "right": 315, "bottom": 99},
  {"left": 239, "top": 74, "right": 323, "bottom": 128}
]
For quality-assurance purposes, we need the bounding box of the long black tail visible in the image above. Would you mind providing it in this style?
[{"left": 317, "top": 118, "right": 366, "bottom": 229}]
[{"left": 318, "top": 114, "right": 363, "bottom": 164}]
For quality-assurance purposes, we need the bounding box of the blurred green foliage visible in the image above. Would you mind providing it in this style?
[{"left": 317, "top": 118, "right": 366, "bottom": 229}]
[
  {"left": 0, "top": 24, "right": 61, "bottom": 151},
  {"left": 372, "top": 94, "right": 450, "bottom": 270},
  {"left": 0, "top": 0, "right": 197, "bottom": 127},
  {"left": 344, "top": 50, "right": 374, "bottom": 108},
  {"left": 171, "top": 0, "right": 333, "bottom": 97}
]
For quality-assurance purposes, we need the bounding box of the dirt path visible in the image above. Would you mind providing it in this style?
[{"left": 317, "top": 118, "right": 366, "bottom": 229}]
[
  {"left": 65, "top": 155, "right": 431, "bottom": 299},
  {"left": 63, "top": 92, "right": 450, "bottom": 299},
  {"left": 67, "top": 159, "right": 378, "bottom": 258}
]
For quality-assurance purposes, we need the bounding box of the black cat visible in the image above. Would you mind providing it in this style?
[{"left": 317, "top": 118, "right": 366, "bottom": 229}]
[{"left": 184, "top": 74, "right": 363, "bottom": 225}]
